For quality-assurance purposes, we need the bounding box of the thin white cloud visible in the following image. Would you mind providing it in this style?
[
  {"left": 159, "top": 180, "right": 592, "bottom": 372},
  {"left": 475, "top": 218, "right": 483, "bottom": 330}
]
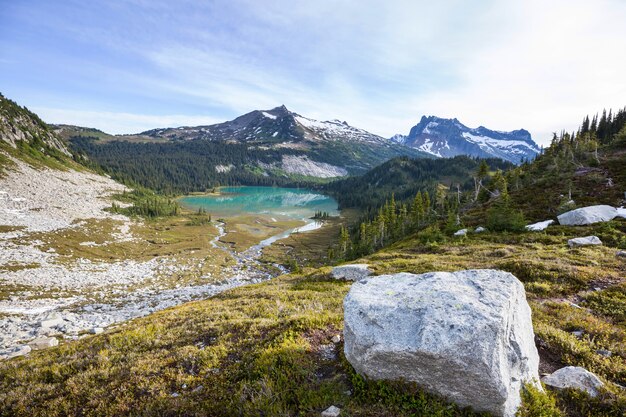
[
  {"left": 33, "top": 107, "right": 222, "bottom": 135},
  {"left": 8, "top": 0, "right": 626, "bottom": 147}
]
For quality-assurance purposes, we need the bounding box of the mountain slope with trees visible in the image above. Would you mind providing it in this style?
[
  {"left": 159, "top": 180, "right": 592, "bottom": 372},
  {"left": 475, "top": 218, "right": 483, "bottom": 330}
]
[{"left": 66, "top": 106, "right": 429, "bottom": 191}]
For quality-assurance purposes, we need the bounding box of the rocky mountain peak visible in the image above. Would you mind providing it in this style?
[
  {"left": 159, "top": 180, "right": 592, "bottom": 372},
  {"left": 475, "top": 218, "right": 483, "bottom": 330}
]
[{"left": 396, "top": 115, "right": 539, "bottom": 164}]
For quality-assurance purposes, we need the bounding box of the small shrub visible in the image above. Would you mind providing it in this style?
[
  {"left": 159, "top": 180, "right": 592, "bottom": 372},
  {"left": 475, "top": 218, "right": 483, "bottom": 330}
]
[
  {"left": 517, "top": 384, "right": 564, "bottom": 417},
  {"left": 584, "top": 284, "right": 626, "bottom": 323},
  {"left": 486, "top": 200, "right": 526, "bottom": 232}
]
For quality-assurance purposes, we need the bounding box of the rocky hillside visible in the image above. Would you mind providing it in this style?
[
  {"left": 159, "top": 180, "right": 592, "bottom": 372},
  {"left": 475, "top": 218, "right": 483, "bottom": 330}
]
[
  {"left": 392, "top": 115, "right": 540, "bottom": 164},
  {"left": 0, "top": 94, "right": 73, "bottom": 172}
]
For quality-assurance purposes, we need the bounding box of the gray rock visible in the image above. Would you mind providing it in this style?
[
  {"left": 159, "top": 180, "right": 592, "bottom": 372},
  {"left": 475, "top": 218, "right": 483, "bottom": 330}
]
[
  {"left": 331, "top": 334, "right": 341, "bottom": 344},
  {"left": 28, "top": 337, "right": 59, "bottom": 350},
  {"left": 526, "top": 220, "right": 554, "bottom": 231},
  {"left": 321, "top": 405, "right": 341, "bottom": 417},
  {"left": 568, "top": 236, "right": 602, "bottom": 248},
  {"left": 542, "top": 366, "right": 604, "bottom": 397},
  {"left": 571, "top": 330, "right": 584, "bottom": 338},
  {"left": 596, "top": 349, "right": 612, "bottom": 357},
  {"left": 343, "top": 270, "right": 540, "bottom": 417},
  {"left": 40, "top": 312, "right": 64, "bottom": 329},
  {"left": 474, "top": 226, "right": 486, "bottom": 233},
  {"left": 616, "top": 250, "right": 626, "bottom": 258},
  {"left": 90, "top": 327, "right": 104, "bottom": 334},
  {"left": 4, "top": 345, "right": 31, "bottom": 359},
  {"left": 558, "top": 205, "right": 617, "bottom": 226},
  {"left": 453, "top": 228, "right": 468, "bottom": 236},
  {"left": 331, "top": 264, "right": 371, "bottom": 281}
]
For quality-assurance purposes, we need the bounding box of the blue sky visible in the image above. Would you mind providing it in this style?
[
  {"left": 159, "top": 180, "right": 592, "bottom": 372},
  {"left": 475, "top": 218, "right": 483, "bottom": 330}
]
[{"left": 1, "top": 0, "right": 626, "bottom": 145}]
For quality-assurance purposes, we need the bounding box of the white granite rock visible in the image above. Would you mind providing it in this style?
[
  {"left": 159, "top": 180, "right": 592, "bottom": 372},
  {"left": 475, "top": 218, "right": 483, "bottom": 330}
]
[
  {"left": 454, "top": 228, "right": 468, "bottom": 236},
  {"left": 542, "top": 366, "right": 604, "bottom": 397},
  {"left": 331, "top": 264, "right": 371, "bottom": 281},
  {"left": 558, "top": 205, "right": 618, "bottom": 226},
  {"left": 568, "top": 236, "right": 602, "bottom": 248},
  {"left": 321, "top": 405, "right": 341, "bottom": 417},
  {"left": 343, "top": 270, "right": 540, "bottom": 417},
  {"left": 3, "top": 344, "right": 31, "bottom": 359},
  {"left": 28, "top": 337, "right": 59, "bottom": 350},
  {"left": 474, "top": 226, "right": 486, "bottom": 233},
  {"left": 526, "top": 220, "right": 554, "bottom": 231}
]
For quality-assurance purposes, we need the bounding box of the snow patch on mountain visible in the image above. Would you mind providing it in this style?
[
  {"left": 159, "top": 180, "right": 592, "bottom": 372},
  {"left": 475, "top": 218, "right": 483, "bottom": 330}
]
[
  {"left": 294, "top": 116, "right": 387, "bottom": 144},
  {"left": 389, "top": 134, "right": 407, "bottom": 144}
]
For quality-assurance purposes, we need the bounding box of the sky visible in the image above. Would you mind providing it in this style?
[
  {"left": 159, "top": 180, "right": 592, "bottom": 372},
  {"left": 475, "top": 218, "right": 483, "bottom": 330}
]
[{"left": 1, "top": 0, "right": 626, "bottom": 146}]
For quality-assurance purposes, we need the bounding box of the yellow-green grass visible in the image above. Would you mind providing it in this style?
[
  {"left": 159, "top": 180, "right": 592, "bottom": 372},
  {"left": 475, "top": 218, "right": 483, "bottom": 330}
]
[{"left": 1, "top": 224, "right": 625, "bottom": 416}]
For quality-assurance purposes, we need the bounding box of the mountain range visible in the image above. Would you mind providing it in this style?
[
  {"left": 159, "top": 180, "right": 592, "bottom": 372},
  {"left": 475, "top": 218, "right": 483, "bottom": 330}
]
[
  {"left": 391, "top": 116, "right": 540, "bottom": 164},
  {"left": 58, "top": 106, "right": 539, "bottom": 189}
]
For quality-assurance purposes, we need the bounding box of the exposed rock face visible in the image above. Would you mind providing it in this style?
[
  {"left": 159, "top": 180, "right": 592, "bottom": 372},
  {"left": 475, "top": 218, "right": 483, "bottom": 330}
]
[
  {"left": 557, "top": 205, "right": 618, "bottom": 225},
  {"left": 343, "top": 270, "right": 540, "bottom": 417},
  {"left": 391, "top": 115, "right": 539, "bottom": 164},
  {"left": 542, "top": 366, "right": 604, "bottom": 397},
  {"left": 281, "top": 155, "right": 348, "bottom": 178},
  {"left": 526, "top": 220, "right": 554, "bottom": 231},
  {"left": 331, "top": 264, "right": 371, "bottom": 281},
  {"left": 568, "top": 236, "right": 602, "bottom": 248}
]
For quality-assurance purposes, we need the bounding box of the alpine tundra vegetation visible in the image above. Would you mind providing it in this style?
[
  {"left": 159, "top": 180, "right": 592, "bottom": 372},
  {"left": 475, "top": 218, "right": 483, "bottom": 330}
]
[{"left": 1, "top": 1, "right": 626, "bottom": 416}]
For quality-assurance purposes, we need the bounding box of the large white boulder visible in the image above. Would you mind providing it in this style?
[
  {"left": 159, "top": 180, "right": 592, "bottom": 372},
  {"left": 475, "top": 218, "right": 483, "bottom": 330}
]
[
  {"left": 542, "top": 366, "right": 604, "bottom": 397},
  {"left": 557, "top": 205, "right": 618, "bottom": 225},
  {"left": 453, "top": 228, "right": 468, "bottom": 236},
  {"left": 331, "top": 264, "right": 371, "bottom": 281},
  {"left": 567, "top": 236, "right": 602, "bottom": 248},
  {"left": 343, "top": 270, "right": 540, "bottom": 417},
  {"left": 526, "top": 220, "right": 554, "bottom": 231}
]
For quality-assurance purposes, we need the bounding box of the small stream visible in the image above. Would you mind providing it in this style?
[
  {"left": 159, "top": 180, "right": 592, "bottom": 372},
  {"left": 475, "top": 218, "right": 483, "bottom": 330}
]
[{"left": 0, "top": 218, "right": 322, "bottom": 357}]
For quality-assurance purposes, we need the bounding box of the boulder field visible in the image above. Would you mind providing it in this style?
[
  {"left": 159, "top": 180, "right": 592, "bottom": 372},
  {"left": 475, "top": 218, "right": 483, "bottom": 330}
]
[{"left": 343, "top": 269, "right": 540, "bottom": 417}]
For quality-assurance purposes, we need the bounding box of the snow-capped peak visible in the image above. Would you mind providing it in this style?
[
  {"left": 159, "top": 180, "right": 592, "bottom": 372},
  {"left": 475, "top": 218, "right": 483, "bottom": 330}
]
[{"left": 400, "top": 115, "right": 539, "bottom": 164}]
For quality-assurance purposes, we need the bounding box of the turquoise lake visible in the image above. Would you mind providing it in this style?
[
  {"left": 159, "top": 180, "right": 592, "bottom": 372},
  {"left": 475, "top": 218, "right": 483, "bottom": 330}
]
[{"left": 179, "top": 186, "right": 339, "bottom": 219}]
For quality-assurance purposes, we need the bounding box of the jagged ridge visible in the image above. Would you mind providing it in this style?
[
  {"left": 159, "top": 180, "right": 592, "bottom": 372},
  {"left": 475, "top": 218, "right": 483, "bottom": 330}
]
[{"left": 391, "top": 116, "right": 540, "bottom": 164}]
